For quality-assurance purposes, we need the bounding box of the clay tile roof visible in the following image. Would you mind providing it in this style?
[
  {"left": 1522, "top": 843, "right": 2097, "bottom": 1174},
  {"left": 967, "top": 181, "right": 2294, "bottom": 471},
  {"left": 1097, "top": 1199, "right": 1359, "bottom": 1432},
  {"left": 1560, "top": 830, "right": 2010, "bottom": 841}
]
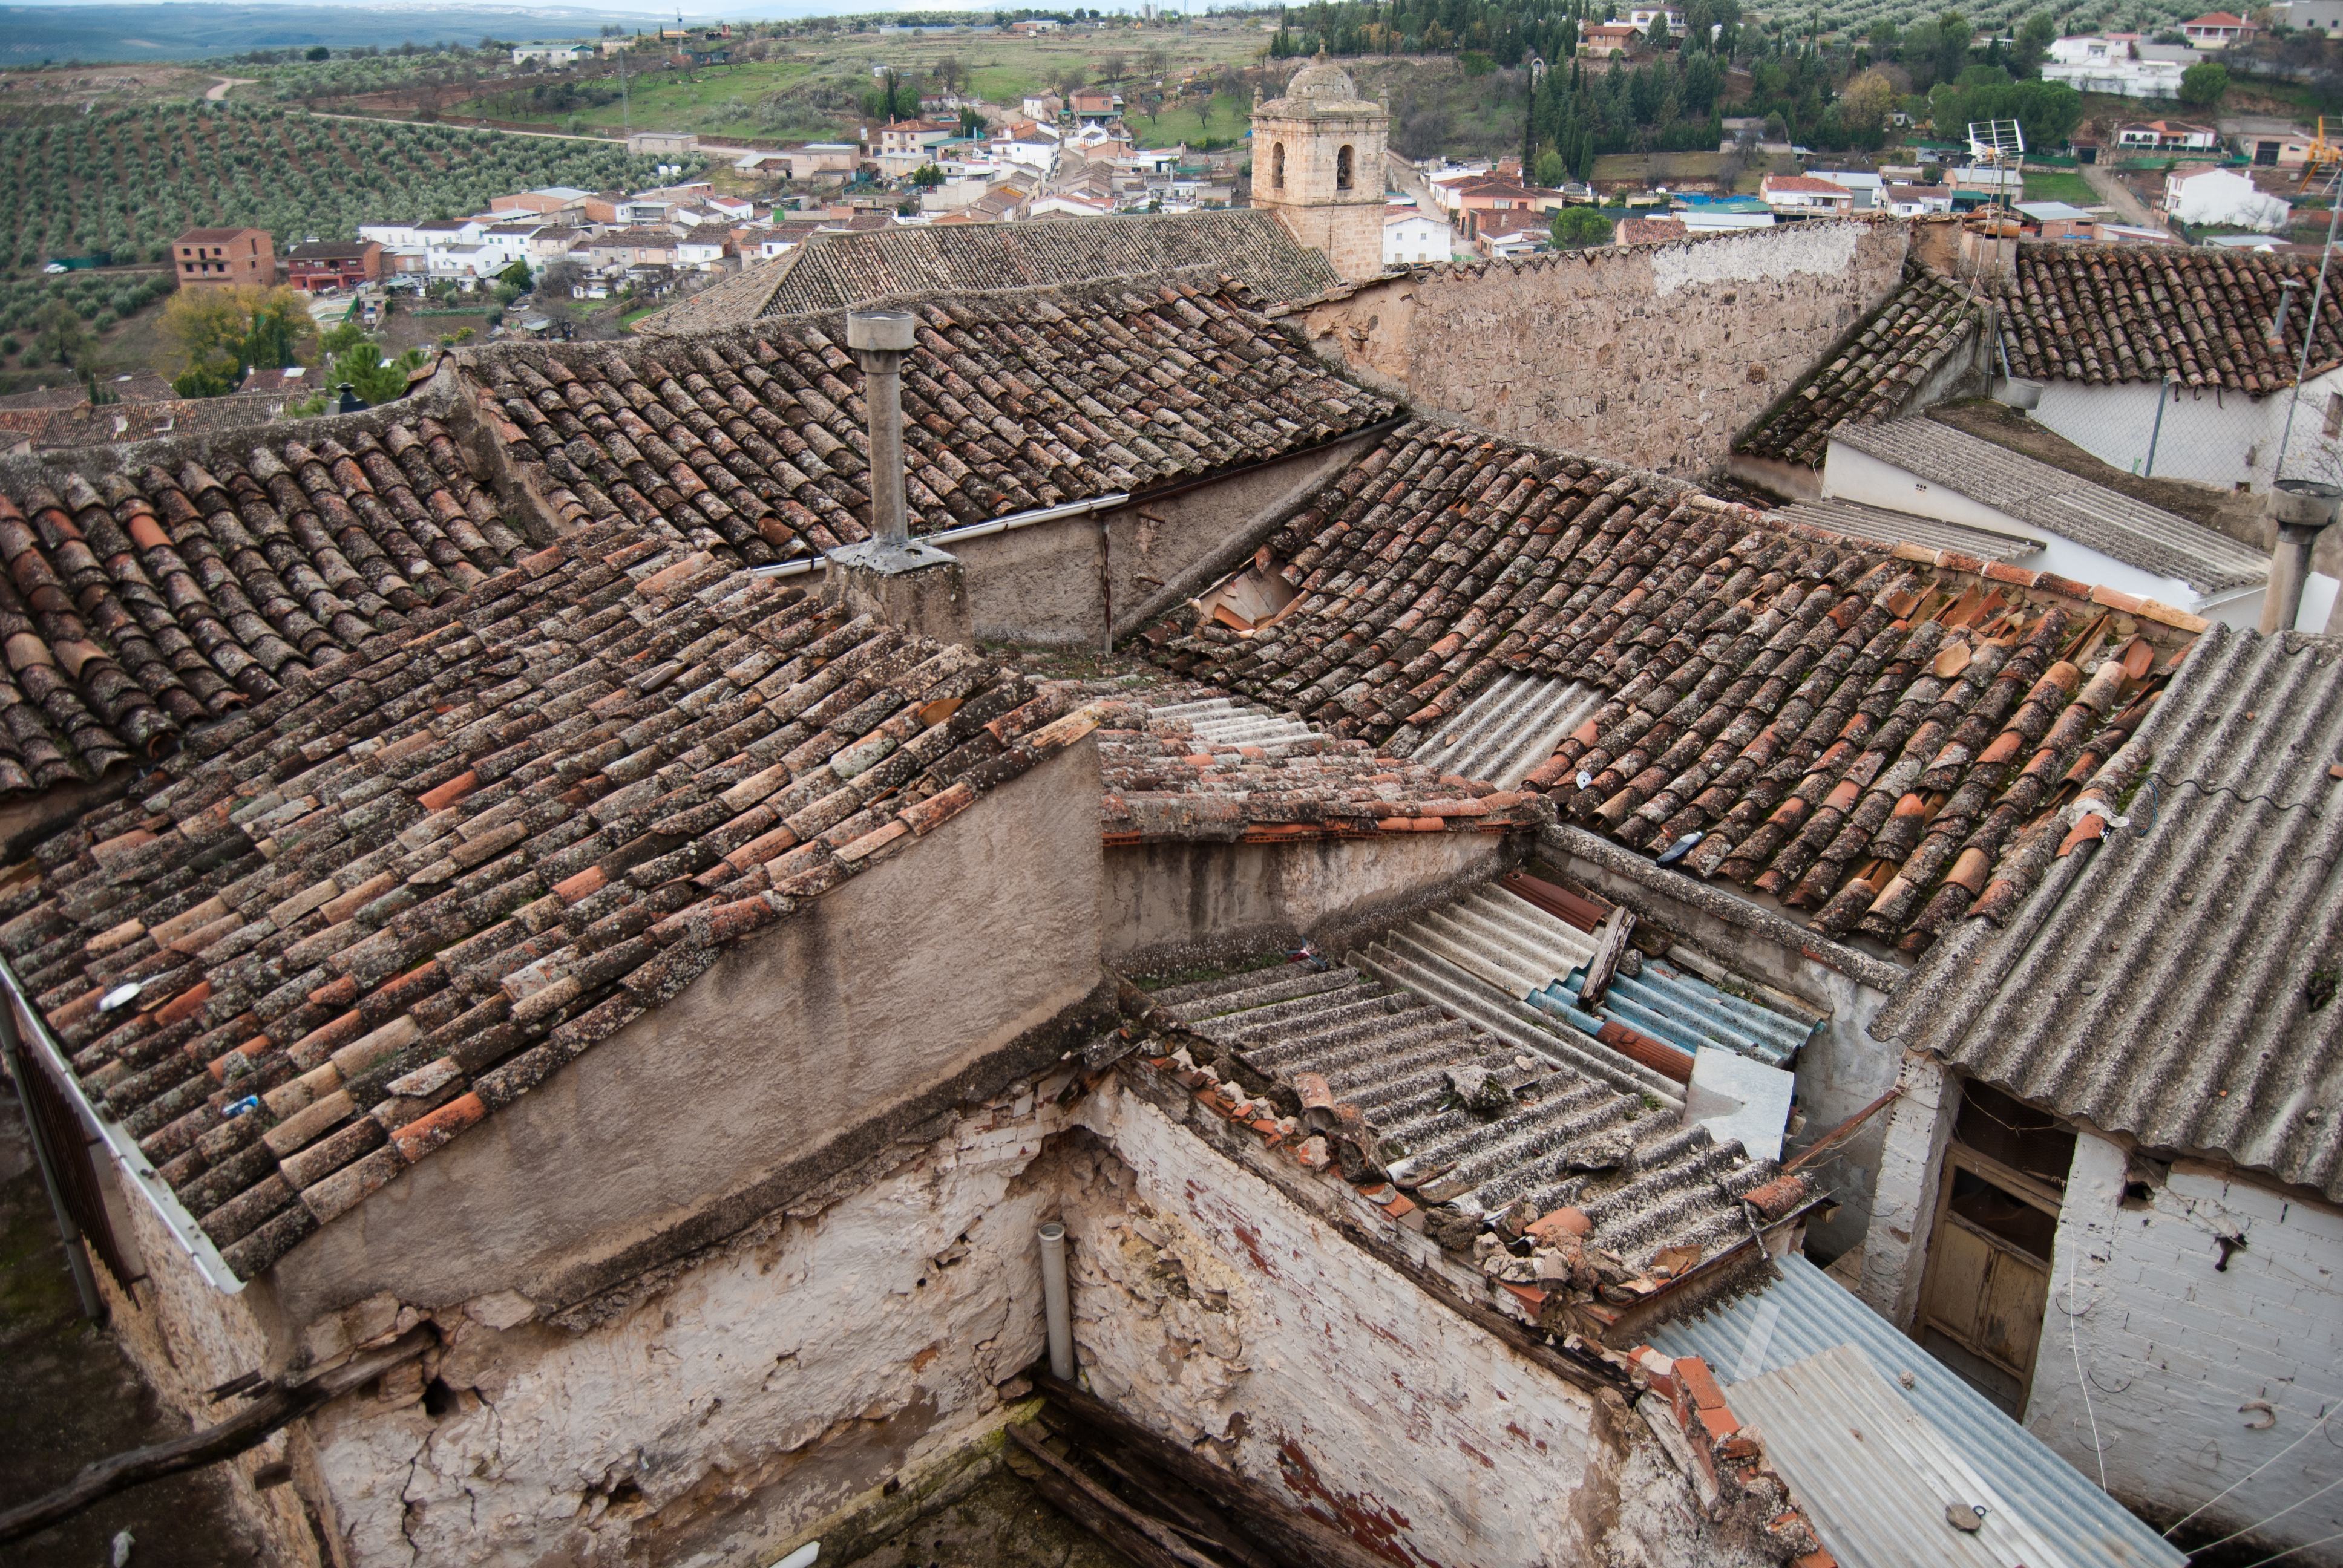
[
  {"left": 0, "top": 528, "right": 1113, "bottom": 1279},
  {"left": 1877, "top": 624, "right": 2343, "bottom": 1202},
  {"left": 1996, "top": 241, "right": 2343, "bottom": 392},
  {"left": 1615, "top": 217, "right": 1688, "bottom": 246},
  {"left": 464, "top": 281, "right": 1397, "bottom": 566},
  {"left": 1735, "top": 266, "right": 1979, "bottom": 468},
  {"left": 643, "top": 211, "right": 1341, "bottom": 337},
  {"left": 1099, "top": 687, "right": 1557, "bottom": 844},
  {"left": 1136, "top": 418, "right": 2203, "bottom": 959},
  {"left": 0, "top": 411, "right": 530, "bottom": 797}
]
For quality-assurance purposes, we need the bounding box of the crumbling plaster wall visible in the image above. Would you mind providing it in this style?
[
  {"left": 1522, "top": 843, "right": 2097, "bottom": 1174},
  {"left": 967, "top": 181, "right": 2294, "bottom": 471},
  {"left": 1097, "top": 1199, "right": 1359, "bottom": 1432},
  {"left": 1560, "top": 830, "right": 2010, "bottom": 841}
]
[
  {"left": 1067, "top": 1080, "right": 1622, "bottom": 1566},
  {"left": 271, "top": 734, "right": 1108, "bottom": 1325},
  {"left": 1289, "top": 220, "right": 1909, "bottom": 477},
  {"left": 1850, "top": 1051, "right": 1957, "bottom": 1325},
  {"left": 1105, "top": 829, "right": 1519, "bottom": 972},
  {"left": 2027, "top": 1129, "right": 2343, "bottom": 1557},
  {"left": 300, "top": 1078, "right": 1084, "bottom": 1568}
]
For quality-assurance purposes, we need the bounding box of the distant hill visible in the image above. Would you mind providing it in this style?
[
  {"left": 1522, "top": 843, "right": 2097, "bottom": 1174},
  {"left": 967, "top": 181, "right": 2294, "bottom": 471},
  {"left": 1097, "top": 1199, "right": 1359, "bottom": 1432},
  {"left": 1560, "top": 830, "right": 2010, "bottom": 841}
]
[{"left": 0, "top": 5, "right": 669, "bottom": 64}]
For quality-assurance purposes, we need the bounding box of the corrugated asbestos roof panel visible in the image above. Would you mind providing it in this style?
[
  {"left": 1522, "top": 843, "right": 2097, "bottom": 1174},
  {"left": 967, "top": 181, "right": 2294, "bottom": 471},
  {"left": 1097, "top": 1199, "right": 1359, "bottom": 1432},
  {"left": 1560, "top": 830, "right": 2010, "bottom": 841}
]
[
  {"left": 1725, "top": 1344, "right": 2077, "bottom": 1568},
  {"left": 1833, "top": 420, "right": 2269, "bottom": 597},
  {"left": 1648, "top": 1254, "right": 2184, "bottom": 1568},
  {"left": 1876, "top": 624, "right": 2343, "bottom": 1203},
  {"left": 1775, "top": 497, "right": 2045, "bottom": 564}
]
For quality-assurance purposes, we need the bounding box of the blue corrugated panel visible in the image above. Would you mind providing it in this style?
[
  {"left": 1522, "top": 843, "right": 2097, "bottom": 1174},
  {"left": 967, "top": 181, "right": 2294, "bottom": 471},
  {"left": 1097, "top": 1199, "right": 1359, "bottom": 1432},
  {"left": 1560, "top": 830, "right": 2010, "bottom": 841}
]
[
  {"left": 1547, "top": 961, "right": 1815, "bottom": 1066},
  {"left": 1647, "top": 1254, "right": 2186, "bottom": 1568}
]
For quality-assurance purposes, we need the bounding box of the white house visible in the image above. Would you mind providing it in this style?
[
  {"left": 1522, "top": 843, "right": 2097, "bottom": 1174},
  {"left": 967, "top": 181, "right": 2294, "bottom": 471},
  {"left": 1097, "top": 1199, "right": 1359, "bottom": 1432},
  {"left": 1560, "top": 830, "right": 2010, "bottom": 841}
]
[
  {"left": 2042, "top": 35, "right": 2187, "bottom": 97},
  {"left": 1821, "top": 419, "right": 2281, "bottom": 627},
  {"left": 675, "top": 227, "right": 731, "bottom": 270},
  {"left": 1809, "top": 169, "right": 1884, "bottom": 209},
  {"left": 1384, "top": 209, "right": 1456, "bottom": 266},
  {"left": 1620, "top": 5, "right": 1688, "bottom": 34},
  {"left": 2273, "top": 0, "right": 2343, "bottom": 30},
  {"left": 477, "top": 223, "right": 546, "bottom": 275},
  {"left": 1885, "top": 183, "right": 1957, "bottom": 216},
  {"left": 2164, "top": 164, "right": 2291, "bottom": 230},
  {"left": 357, "top": 220, "right": 428, "bottom": 251},
  {"left": 425, "top": 241, "right": 493, "bottom": 286},
  {"left": 2180, "top": 9, "right": 2257, "bottom": 46},
  {"left": 511, "top": 42, "right": 591, "bottom": 65},
  {"left": 2117, "top": 117, "right": 2219, "bottom": 148},
  {"left": 1760, "top": 173, "right": 1856, "bottom": 212}
]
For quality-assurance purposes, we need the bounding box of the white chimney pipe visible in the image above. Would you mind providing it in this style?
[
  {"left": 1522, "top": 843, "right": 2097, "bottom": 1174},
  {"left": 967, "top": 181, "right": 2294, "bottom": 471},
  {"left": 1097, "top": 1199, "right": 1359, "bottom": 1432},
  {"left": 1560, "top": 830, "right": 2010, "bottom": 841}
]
[{"left": 1038, "top": 1221, "right": 1073, "bottom": 1382}]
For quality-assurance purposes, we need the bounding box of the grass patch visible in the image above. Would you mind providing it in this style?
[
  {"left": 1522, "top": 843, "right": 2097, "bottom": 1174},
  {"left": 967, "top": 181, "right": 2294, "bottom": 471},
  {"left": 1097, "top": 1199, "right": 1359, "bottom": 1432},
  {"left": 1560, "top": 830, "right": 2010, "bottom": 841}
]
[
  {"left": 2022, "top": 170, "right": 2102, "bottom": 206},
  {"left": 1130, "top": 90, "right": 1250, "bottom": 149},
  {"left": 618, "top": 301, "right": 667, "bottom": 331}
]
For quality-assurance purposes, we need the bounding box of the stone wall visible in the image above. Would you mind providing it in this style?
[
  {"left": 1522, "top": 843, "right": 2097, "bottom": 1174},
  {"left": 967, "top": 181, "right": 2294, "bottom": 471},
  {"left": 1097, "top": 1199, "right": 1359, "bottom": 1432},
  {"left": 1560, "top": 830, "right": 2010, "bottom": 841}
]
[{"left": 1283, "top": 218, "right": 1910, "bottom": 478}]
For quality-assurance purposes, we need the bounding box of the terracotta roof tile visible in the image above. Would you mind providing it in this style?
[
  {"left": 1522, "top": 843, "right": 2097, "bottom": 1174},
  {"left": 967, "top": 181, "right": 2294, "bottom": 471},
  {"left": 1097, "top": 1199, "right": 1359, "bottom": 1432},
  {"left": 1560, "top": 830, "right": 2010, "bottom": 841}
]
[
  {"left": 1735, "top": 267, "right": 1979, "bottom": 468},
  {"left": 1136, "top": 420, "right": 2193, "bottom": 956},
  {"left": 0, "top": 415, "right": 528, "bottom": 797},
  {"left": 468, "top": 282, "right": 1395, "bottom": 563},
  {"left": 0, "top": 528, "right": 1109, "bottom": 1279}
]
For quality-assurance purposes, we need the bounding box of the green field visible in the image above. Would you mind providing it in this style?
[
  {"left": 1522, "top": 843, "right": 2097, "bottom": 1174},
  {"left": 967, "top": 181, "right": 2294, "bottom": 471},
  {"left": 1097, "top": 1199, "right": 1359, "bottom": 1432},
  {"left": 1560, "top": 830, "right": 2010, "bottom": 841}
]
[
  {"left": 1130, "top": 91, "right": 1252, "bottom": 149},
  {"left": 2021, "top": 170, "right": 2102, "bottom": 206},
  {"left": 470, "top": 59, "right": 819, "bottom": 141}
]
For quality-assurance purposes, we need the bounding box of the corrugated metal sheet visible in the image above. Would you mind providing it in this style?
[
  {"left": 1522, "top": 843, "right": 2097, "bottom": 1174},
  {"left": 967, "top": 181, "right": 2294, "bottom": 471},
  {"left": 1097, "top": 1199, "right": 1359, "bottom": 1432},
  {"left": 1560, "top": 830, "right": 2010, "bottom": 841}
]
[
  {"left": 1725, "top": 1344, "right": 2074, "bottom": 1568},
  {"left": 1876, "top": 624, "right": 2343, "bottom": 1204},
  {"left": 1833, "top": 420, "right": 2270, "bottom": 595},
  {"left": 1648, "top": 1254, "right": 2186, "bottom": 1568},
  {"left": 1775, "top": 497, "right": 2046, "bottom": 564},
  {"left": 1404, "top": 675, "right": 1604, "bottom": 788}
]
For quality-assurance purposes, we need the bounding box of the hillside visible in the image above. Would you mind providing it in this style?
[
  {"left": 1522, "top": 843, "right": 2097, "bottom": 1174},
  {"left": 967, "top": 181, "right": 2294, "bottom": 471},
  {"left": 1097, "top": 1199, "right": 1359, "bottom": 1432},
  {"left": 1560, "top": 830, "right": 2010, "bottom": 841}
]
[{"left": 0, "top": 102, "right": 695, "bottom": 276}]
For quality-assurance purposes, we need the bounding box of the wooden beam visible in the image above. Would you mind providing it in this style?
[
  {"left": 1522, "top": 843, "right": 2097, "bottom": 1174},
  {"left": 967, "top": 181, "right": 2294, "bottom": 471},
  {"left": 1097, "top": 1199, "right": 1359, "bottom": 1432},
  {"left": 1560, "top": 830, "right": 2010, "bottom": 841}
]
[
  {"left": 1576, "top": 904, "right": 1638, "bottom": 1013},
  {"left": 1008, "top": 1422, "right": 1217, "bottom": 1568},
  {"left": 0, "top": 1329, "right": 433, "bottom": 1546}
]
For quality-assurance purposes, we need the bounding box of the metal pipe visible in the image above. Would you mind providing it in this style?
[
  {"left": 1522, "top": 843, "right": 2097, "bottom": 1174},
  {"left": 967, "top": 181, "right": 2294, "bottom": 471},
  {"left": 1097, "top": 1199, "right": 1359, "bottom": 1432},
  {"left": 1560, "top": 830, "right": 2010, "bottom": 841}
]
[
  {"left": 2143, "top": 376, "right": 2174, "bottom": 477},
  {"left": 0, "top": 996, "right": 103, "bottom": 1320},
  {"left": 0, "top": 954, "right": 244, "bottom": 1295},
  {"left": 845, "top": 309, "right": 917, "bottom": 549},
  {"left": 1038, "top": 1220, "right": 1073, "bottom": 1382}
]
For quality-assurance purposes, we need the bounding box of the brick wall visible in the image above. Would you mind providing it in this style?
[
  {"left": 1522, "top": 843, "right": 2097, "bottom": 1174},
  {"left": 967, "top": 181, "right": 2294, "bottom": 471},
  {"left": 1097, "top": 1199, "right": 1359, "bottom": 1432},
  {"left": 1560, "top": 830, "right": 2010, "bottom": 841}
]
[
  {"left": 2025, "top": 1129, "right": 2343, "bottom": 1557},
  {"left": 1282, "top": 218, "right": 1909, "bottom": 478}
]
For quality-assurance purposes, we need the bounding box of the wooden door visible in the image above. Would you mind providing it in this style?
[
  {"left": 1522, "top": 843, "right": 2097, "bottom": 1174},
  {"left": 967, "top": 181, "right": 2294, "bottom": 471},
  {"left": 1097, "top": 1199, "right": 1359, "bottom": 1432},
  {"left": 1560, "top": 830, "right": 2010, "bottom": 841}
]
[{"left": 1915, "top": 1144, "right": 2060, "bottom": 1419}]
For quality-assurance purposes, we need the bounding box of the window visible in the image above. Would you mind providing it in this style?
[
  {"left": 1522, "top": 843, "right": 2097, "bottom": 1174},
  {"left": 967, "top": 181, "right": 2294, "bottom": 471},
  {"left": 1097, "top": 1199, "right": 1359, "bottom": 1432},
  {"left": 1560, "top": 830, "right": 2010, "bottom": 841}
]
[
  {"left": 1272, "top": 142, "right": 1285, "bottom": 190},
  {"left": 1337, "top": 144, "right": 1354, "bottom": 191}
]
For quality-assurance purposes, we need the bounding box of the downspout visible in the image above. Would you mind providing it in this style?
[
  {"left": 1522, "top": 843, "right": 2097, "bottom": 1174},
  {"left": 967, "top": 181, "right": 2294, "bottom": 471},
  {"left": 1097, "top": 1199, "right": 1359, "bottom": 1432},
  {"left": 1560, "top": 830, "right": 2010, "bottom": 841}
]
[
  {"left": 1038, "top": 1221, "right": 1073, "bottom": 1381},
  {"left": 0, "top": 956, "right": 245, "bottom": 1295},
  {"left": 0, "top": 991, "right": 103, "bottom": 1320}
]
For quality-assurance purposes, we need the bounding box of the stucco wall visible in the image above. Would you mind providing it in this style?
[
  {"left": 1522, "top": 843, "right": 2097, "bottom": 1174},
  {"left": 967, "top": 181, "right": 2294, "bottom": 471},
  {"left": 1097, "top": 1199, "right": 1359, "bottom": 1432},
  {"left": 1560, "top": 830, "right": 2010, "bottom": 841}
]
[
  {"left": 1852, "top": 1050, "right": 1958, "bottom": 1325},
  {"left": 1069, "top": 1081, "right": 1624, "bottom": 1566},
  {"left": 940, "top": 429, "right": 1391, "bottom": 648},
  {"left": 1106, "top": 829, "right": 1518, "bottom": 972},
  {"left": 2027, "top": 1130, "right": 2343, "bottom": 1558},
  {"left": 270, "top": 734, "right": 1109, "bottom": 1324},
  {"left": 1288, "top": 218, "right": 1909, "bottom": 477}
]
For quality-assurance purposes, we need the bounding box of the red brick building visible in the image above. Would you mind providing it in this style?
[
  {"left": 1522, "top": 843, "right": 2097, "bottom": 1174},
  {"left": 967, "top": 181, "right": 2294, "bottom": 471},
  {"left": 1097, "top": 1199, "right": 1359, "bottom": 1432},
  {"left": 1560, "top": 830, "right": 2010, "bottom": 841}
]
[
  {"left": 286, "top": 240, "right": 384, "bottom": 293},
  {"left": 175, "top": 227, "right": 275, "bottom": 287}
]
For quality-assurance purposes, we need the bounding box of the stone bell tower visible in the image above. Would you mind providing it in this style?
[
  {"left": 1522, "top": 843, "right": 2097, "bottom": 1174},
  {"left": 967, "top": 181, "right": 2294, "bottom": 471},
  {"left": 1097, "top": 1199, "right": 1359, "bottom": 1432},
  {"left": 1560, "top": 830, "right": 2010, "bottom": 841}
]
[{"left": 1249, "top": 49, "right": 1390, "bottom": 282}]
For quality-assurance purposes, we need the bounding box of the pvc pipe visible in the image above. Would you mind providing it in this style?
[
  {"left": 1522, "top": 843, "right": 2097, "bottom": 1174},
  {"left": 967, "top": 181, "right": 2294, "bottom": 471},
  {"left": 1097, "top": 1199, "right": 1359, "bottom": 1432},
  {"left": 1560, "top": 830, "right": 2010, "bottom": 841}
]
[
  {"left": 768, "top": 1543, "right": 819, "bottom": 1568},
  {"left": 1038, "top": 1221, "right": 1073, "bottom": 1382}
]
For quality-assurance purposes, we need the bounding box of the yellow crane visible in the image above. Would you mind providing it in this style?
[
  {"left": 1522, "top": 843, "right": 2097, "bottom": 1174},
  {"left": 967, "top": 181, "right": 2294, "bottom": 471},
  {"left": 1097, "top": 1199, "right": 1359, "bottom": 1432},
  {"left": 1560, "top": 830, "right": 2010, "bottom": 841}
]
[{"left": 2301, "top": 117, "right": 2342, "bottom": 192}]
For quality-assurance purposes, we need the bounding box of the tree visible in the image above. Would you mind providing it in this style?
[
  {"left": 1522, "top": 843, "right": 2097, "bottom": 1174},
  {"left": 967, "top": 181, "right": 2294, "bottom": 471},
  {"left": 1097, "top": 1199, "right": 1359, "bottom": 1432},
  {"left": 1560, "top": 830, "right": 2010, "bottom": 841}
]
[
  {"left": 329, "top": 341, "right": 429, "bottom": 406},
  {"left": 305, "top": 45, "right": 331, "bottom": 62},
  {"left": 161, "top": 284, "right": 309, "bottom": 397},
  {"left": 1141, "top": 45, "right": 1168, "bottom": 81},
  {"left": 1647, "top": 9, "right": 1673, "bottom": 47},
  {"left": 31, "top": 299, "right": 89, "bottom": 368},
  {"left": 2180, "top": 60, "right": 2230, "bottom": 105},
  {"left": 1551, "top": 206, "right": 1614, "bottom": 248},
  {"left": 1535, "top": 147, "right": 1567, "bottom": 186},
  {"left": 2012, "top": 13, "right": 2058, "bottom": 76},
  {"left": 1933, "top": 11, "right": 1973, "bottom": 87},
  {"left": 540, "top": 257, "right": 588, "bottom": 300},
  {"left": 1101, "top": 50, "right": 1129, "bottom": 82},
  {"left": 911, "top": 163, "right": 946, "bottom": 187},
  {"left": 496, "top": 256, "right": 532, "bottom": 290},
  {"left": 1843, "top": 68, "right": 1897, "bottom": 134},
  {"left": 936, "top": 54, "right": 968, "bottom": 94}
]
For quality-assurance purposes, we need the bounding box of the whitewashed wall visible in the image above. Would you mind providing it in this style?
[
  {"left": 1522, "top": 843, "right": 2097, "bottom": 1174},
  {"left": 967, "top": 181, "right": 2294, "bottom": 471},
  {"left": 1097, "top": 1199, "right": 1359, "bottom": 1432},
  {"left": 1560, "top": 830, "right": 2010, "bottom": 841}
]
[{"left": 2027, "top": 1129, "right": 2343, "bottom": 1557}]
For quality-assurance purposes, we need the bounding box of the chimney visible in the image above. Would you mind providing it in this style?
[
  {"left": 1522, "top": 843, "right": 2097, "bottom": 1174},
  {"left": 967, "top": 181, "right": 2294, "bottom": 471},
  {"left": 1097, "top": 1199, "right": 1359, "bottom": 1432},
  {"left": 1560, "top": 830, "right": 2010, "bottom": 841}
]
[
  {"left": 847, "top": 307, "right": 917, "bottom": 547},
  {"left": 2259, "top": 480, "right": 2341, "bottom": 635},
  {"left": 822, "top": 307, "right": 974, "bottom": 645}
]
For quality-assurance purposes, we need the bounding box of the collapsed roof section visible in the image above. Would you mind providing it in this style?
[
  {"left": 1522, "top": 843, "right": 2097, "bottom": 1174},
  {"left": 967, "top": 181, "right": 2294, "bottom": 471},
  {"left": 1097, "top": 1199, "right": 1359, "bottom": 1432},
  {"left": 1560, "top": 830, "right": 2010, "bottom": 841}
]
[
  {"left": 468, "top": 283, "right": 1398, "bottom": 567},
  {"left": 0, "top": 524, "right": 1113, "bottom": 1279},
  {"left": 1137, "top": 419, "right": 2198, "bottom": 956},
  {"left": 0, "top": 419, "right": 529, "bottom": 798}
]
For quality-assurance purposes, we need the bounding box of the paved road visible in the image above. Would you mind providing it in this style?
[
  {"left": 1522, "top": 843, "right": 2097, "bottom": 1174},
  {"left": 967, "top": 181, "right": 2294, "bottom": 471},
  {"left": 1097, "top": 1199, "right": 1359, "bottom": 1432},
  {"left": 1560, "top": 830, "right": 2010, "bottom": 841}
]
[{"left": 2082, "top": 162, "right": 2161, "bottom": 230}]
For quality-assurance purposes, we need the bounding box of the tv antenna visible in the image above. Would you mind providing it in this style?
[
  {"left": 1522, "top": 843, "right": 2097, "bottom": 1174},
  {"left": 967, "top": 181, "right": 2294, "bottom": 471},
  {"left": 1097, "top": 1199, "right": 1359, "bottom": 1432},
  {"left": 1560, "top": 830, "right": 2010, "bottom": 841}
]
[{"left": 1967, "top": 118, "right": 2024, "bottom": 220}]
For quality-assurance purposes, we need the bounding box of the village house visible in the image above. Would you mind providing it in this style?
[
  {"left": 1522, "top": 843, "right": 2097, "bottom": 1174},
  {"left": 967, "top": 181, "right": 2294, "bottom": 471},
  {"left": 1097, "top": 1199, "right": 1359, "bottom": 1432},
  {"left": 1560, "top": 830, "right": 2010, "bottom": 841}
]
[
  {"left": 284, "top": 240, "right": 383, "bottom": 294},
  {"left": 2163, "top": 163, "right": 2292, "bottom": 230},
  {"left": 1760, "top": 172, "right": 1858, "bottom": 214},
  {"left": 875, "top": 117, "right": 955, "bottom": 178},
  {"left": 2117, "top": 117, "right": 2219, "bottom": 149},
  {"left": 1582, "top": 21, "right": 1642, "bottom": 54},
  {"left": 172, "top": 226, "right": 274, "bottom": 289},
  {"left": 1384, "top": 205, "right": 1455, "bottom": 265},
  {"left": 2180, "top": 8, "right": 2258, "bottom": 45},
  {"left": 2043, "top": 33, "right": 2191, "bottom": 96}
]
